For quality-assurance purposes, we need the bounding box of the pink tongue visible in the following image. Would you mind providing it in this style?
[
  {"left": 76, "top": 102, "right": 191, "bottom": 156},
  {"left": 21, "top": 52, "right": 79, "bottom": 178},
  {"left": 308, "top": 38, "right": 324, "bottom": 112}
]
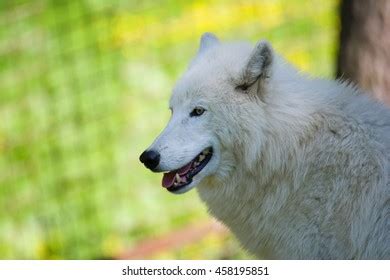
[{"left": 162, "top": 162, "right": 193, "bottom": 188}]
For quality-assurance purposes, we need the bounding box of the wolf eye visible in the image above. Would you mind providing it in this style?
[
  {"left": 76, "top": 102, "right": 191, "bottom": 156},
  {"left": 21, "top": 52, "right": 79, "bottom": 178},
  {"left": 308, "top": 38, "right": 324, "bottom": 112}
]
[
  {"left": 190, "top": 107, "right": 206, "bottom": 117},
  {"left": 235, "top": 84, "right": 249, "bottom": 91}
]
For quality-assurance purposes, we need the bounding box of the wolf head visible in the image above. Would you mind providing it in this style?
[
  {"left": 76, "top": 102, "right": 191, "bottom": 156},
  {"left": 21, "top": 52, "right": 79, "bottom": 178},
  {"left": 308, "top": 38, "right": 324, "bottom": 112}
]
[{"left": 140, "top": 33, "right": 276, "bottom": 194}]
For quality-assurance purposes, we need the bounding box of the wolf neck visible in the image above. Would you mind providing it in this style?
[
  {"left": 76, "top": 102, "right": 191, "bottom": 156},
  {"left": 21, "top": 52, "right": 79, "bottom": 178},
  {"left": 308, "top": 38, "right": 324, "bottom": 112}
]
[
  {"left": 197, "top": 57, "right": 335, "bottom": 229},
  {"left": 258, "top": 57, "right": 328, "bottom": 184}
]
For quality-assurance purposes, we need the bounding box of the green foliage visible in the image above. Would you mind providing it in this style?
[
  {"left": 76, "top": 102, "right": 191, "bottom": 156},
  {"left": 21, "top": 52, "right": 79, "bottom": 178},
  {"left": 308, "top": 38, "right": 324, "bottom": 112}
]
[{"left": 0, "top": 0, "right": 338, "bottom": 259}]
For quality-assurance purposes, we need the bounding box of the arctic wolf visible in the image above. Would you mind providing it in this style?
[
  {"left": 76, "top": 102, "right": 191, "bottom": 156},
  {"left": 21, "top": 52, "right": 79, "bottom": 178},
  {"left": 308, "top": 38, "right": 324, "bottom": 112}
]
[{"left": 139, "top": 33, "right": 390, "bottom": 259}]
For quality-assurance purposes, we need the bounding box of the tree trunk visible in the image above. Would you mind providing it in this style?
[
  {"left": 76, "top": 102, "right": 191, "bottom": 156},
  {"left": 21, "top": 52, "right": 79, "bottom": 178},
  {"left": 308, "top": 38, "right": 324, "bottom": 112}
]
[{"left": 337, "top": 0, "right": 390, "bottom": 105}]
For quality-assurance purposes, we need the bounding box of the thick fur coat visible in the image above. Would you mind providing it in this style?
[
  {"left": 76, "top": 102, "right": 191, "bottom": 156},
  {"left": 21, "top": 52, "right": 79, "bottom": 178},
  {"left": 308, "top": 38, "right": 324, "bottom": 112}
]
[{"left": 141, "top": 33, "right": 390, "bottom": 259}]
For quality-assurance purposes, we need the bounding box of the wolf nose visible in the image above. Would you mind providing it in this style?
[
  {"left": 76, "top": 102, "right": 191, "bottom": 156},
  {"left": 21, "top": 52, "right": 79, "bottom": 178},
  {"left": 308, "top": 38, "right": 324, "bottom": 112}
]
[{"left": 139, "top": 150, "right": 160, "bottom": 170}]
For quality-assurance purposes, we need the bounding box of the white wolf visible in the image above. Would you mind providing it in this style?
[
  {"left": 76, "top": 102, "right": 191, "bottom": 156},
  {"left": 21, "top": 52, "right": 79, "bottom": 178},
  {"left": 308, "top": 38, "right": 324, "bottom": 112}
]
[{"left": 139, "top": 33, "right": 390, "bottom": 259}]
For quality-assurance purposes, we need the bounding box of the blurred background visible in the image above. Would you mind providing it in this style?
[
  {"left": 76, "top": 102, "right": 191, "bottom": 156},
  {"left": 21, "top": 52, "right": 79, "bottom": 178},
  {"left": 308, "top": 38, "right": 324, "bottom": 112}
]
[{"left": 0, "top": 0, "right": 339, "bottom": 259}]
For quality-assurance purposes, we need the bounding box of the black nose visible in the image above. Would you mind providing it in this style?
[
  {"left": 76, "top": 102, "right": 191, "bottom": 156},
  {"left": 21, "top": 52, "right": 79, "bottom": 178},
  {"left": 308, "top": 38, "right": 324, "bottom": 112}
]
[{"left": 139, "top": 150, "right": 160, "bottom": 170}]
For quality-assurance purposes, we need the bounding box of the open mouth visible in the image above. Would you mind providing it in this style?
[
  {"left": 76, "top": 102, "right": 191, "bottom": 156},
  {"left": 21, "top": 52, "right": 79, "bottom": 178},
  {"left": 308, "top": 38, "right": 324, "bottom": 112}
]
[{"left": 162, "top": 147, "right": 213, "bottom": 193}]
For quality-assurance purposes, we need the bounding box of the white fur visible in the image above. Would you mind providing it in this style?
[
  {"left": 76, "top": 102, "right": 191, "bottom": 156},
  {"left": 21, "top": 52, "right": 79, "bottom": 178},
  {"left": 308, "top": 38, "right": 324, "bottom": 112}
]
[{"left": 145, "top": 33, "right": 390, "bottom": 259}]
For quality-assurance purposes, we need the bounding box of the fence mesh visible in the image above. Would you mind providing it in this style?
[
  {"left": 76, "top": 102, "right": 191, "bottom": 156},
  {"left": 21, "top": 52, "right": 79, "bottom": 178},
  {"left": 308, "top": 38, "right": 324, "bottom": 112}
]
[{"left": 0, "top": 0, "right": 339, "bottom": 259}]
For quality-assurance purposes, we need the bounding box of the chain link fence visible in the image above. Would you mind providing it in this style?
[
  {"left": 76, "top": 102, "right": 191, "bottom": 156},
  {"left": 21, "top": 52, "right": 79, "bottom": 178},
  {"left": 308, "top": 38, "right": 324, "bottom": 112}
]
[
  {"left": 0, "top": 0, "right": 339, "bottom": 259},
  {"left": 0, "top": 0, "right": 129, "bottom": 259}
]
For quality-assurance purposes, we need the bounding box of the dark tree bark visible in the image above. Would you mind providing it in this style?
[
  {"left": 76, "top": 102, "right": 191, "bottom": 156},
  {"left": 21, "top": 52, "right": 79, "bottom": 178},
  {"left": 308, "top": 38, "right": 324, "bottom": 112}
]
[{"left": 337, "top": 0, "right": 390, "bottom": 105}]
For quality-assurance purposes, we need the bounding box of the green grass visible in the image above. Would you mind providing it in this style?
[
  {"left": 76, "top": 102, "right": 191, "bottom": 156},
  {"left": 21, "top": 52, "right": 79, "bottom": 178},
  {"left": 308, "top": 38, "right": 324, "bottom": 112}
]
[{"left": 0, "top": 0, "right": 339, "bottom": 259}]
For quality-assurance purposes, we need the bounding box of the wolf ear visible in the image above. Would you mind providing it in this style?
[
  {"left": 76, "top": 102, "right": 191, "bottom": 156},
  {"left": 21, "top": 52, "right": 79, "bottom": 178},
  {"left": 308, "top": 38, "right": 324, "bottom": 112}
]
[
  {"left": 198, "top": 32, "right": 219, "bottom": 54},
  {"left": 240, "top": 40, "right": 273, "bottom": 92},
  {"left": 188, "top": 32, "right": 219, "bottom": 69}
]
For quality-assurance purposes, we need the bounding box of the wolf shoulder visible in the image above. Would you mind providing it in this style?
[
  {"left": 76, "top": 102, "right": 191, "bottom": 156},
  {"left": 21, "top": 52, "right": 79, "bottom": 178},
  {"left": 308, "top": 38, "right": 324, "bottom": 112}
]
[
  {"left": 297, "top": 80, "right": 390, "bottom": 258},
  {"left": 317, "top": 78, "right": 390, "bottom": 149}
]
